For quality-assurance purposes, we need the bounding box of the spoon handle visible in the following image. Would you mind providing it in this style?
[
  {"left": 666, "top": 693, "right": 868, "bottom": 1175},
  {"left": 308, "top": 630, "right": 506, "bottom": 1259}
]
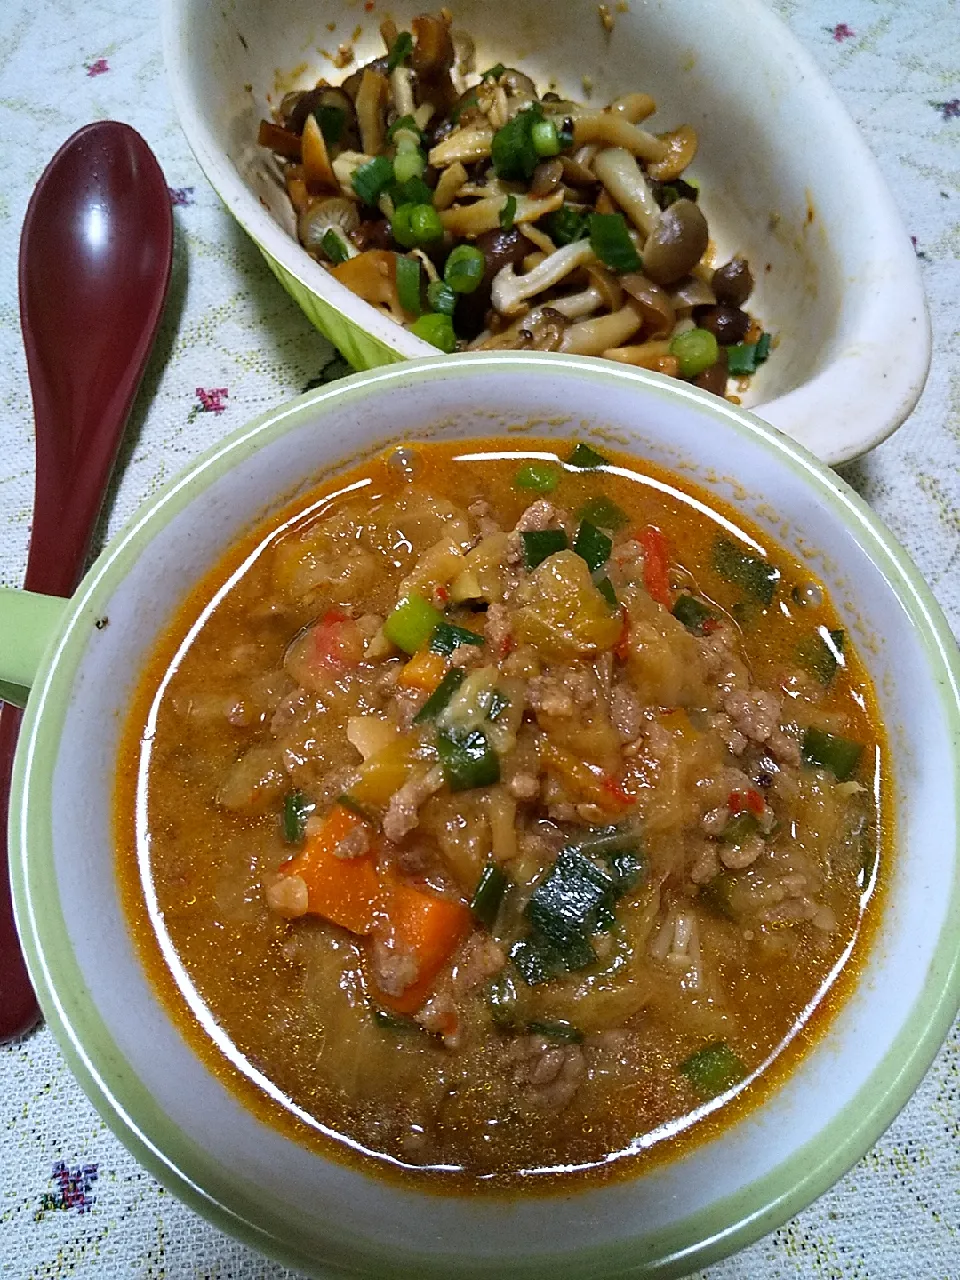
[{"left": 0, "top": 705, "right": 36, "bottom": 1038}]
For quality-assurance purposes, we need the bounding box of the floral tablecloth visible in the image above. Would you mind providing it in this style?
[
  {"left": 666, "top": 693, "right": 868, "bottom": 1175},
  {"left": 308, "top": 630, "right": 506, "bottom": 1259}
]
[{"left": 1, "top": 0, "right": 958, "bottom": 1276}]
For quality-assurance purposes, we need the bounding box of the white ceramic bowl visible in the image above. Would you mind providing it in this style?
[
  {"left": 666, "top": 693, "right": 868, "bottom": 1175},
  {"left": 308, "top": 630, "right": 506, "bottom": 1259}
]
[
  {"left": 6, "top": 355, "right": 960, "bottom": 1278},
  {"left": 162, "top": 0, "right": 931, "bottom": 464}
]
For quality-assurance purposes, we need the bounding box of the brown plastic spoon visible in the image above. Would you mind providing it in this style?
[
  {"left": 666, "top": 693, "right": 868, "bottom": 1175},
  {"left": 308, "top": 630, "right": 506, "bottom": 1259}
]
[{"left": 0, "top": 122, "right": 173, "bottom": 1041}]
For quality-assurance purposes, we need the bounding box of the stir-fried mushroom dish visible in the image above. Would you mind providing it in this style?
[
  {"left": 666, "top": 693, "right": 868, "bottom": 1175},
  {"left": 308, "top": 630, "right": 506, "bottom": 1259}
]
[
  {"left": 258, "top": 12, "right": 774, "bottom": 392},
  {"left": 119, "top": 440, "right": 884, "bottom": 1187}
]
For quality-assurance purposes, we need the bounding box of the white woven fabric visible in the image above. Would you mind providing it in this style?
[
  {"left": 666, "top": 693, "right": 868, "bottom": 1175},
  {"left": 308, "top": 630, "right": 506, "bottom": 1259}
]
[{"left": 0, "top": 0, "right": 957, "bottom": 1275}]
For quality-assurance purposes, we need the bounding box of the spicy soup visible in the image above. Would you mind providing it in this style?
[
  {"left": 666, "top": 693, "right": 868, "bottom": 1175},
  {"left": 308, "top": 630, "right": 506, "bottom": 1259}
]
[{"left": 117, "top": 439, "right": 886, "bottom": 1190}]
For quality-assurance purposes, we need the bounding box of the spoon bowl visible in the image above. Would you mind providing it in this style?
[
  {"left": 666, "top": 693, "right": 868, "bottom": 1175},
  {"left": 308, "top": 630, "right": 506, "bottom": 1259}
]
[{"left": 0, "top": 121, "right": 173, "bottom": 1041}]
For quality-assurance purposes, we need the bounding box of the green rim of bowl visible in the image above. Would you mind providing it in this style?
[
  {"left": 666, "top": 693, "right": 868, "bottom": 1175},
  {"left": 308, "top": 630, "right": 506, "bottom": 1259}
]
[{"left": 10, "top": 354, "right": 960, "bottom": 1278}]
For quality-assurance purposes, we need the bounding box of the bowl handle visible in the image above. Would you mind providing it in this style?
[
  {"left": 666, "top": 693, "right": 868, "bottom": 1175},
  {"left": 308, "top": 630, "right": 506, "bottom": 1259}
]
[{"left": 0, "top": 588, "right": 69, "bottom": 708}]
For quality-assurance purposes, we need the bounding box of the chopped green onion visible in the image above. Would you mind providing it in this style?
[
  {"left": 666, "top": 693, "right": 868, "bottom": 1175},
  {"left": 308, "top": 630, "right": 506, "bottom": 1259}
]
[
  {"left": 471, "top": 863, "right": 508, "bottom": 928},
  {"left": 383, "top": 594, "right": 444, "bottom": 654},
  {"left": 314, "top": 104, "right": 346, "bottom": 146},
  {"left": 722, "top": 812, "right": 760, "bottom": 846},
  {"left": 801, "top": 727, "right": 863, "bottom": 782},
  {"left": 426, "top": 279, "right": 456, "bottom": 315},
  {"left": 282, "top": 790, "right": 314, "bottom": 844},
  {"left": 573, "top": 520, "right": 612, "bottom": 574},
  {"left": 491, "top": 103, "right": 544, "bottom": 181},
  {"left": 486, "top": 690, "right": 511, "bottom": 721},
  {"left": 395, "top": 254, "right": 422, "bottom": 315},
  {"left": 713, "top": 537, "right": 779, "bottom": 606},
  {"left": 437, "top": 726, "right": 501, "bottom": 792},
  {"left": 755, "top": 332, "right": 772, "bottom": 362},
  {"left": 796, "top": 629, "right": 844, "bottom": 684},
  {"left": 567, "top": 442, "right": 608, "bottom": 469},
  {"left": 392, "top": 145, "right": 426, "bottom": 185},
  {"left": 670, "top": 327, "right": 720, "bottom": 378},
  {"left": 576, "top": 495, "right": 628, "bottom": 531},
  {"left": 411, "top": 312, "right": 457, "bottom": 352},
  {"left": 672, "top": 594, "right": 715, "bottom": 634},
  {"left": 352, "top": 154, "right": 394, "bottom": 206},
  {"left": 596, "top": 576, "right": 618, "bottom": 610},
  {"left": 337, "top": 792, "right": 378, "bottom": 824},
  {"left": 589, "top": 212, "right": 641, "bottom": 273},
  {"left": 429, "top": 621, "right": 485, "bottom": 655},
  {"left": 727, "top": 333, "right": 773, "bottom": 377},
  {"left": 413, "top": 667, "right": 467, "bottom": 723},
  {"left": 386, "top": 30, "right": 414, "bottom": 72},
  {"left": 698, "top": 872, "right": 737, "bottom": 921},
  {"left": 387, "top": 114, "right": 422, "bottom": 142},
  {"left": 481, "top": 62, "right": 506, "bottom": 81},
  {"left": 391, "top": 175, "right": 434, "bottom": 207},
  {"left": 321, "top": 228, "right": 350, "bottom": 264},
  {"left": 522, "top": 528, "right": 568, "bottom": 568},
  {"left": 679, "top": 1041, "right": 746, "bottom": 1097},
  {"left": 526, "top": 1020, "right": 583, "bottom": 1043},
  {"left": 514, "top": 460, "right": 560, "bottom": 492},
  {"left": 392, "top": 202, "right": 443, "bottom": 248},
  {"left": 444, "top": 243, "right": 486, "bottom": 293},
  {"left": 499, "top": 193, "right": 517, "bottom": 231},
  {"left": 531, "top": 118, "right": 560, "bottom": 157},
  {"left": 544, "top": 205, "right": 589, "bottom": 246}
]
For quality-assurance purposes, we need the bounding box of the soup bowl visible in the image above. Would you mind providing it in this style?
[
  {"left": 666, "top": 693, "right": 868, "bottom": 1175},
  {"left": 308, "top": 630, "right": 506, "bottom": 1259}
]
[
  {"left": 5, "top": 354, "right": 960, "bottom": 1277},
  {"left": 162, "top": 0, "right": 931, "bottom": 463}
]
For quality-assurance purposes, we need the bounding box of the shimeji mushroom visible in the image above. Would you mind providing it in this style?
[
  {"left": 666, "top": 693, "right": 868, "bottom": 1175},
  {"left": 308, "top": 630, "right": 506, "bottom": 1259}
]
[
  {"left": 298, "top": 197, "right": 361, "bottom": 262},
  {"left": 593, "top": 147, "right": 661, "bottom": 236},
  {"left": 558, "top": 301, "right": 645, "bottom": 354},
  {"left": 356, "top": 67, "right": 389, "bottom": 156},
  {"left": 440, "top": 189, "right": 564, "bottom": 239},
  {"left": 610, "top": 92, "right": 657, "bottom": 123},
  {"left": 491, "top": 239, "right": 596, "bottom": 316},
  {"left": 548, "top": 264, "right": 623, "bottom": 320},
  {"left": 572, "top": 112, "right": 669, "bottom": 163},
  {"left": 428, "top": 127, "right": 494, "bottom": 167},
  {"left": 301, "top": 114, "right": 339, "bottom": 194},
  {"left": 473, "top": 307, "right": 569, "bottom": 351},
  {"left": 646, "top": 125, "right": 699, "bottom": 182}
]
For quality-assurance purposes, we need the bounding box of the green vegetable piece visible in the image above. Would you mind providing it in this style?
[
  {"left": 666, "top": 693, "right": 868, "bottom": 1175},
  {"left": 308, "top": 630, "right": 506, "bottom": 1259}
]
[
  {"left": 437, "top": 726, "right": 501, "bottom": 792},
  {"left": 393, "top": 145, "right": 426, "bottom": 185},
  {"left": 521, "top": 528, "right": 568, "bottom": 569},
  {"left": 713, "top": 537, "right": 779, "bottom": 606},
  {"left": 426, "top": 279, "right": 456, "bottom": 315},
  {"left": 670, "top": 327, "right": 720, "bottom": 378},
  {"left": 321, "top": 229, "right": 349, "bottom": 265},
  {"left": 567, "top": 825, "right": 637, "bottom": 858},
  {"left": 481, "top": 62, "right": 506, "bottom": 80},
  {"left": 411, "top": 312, "right": 457, "bottom": 352},
  {"left": 722, "top": 811, "right": 760, "bottom": 846},
  {"left": 596, "top": 576, "right": 619, "bottom": 610},
  {"left": 387, "top": 114, "right": 422, "bottom": 141},
  {"left": 726, "top": 342, "right": 759, "bottom": 376},
  {"left": 509, "top": 932, "right": 594, "bottom": 985},
  {"left": 282, "top": 790, "right": 314, "bottom": 844},
  {"left": 391, "top": 175, "right": 434, "bottom": 207},
  {"left": 470, "top": 863, "right": 508, "bottom": 928},
  {"left": 314, "top": 104, "right": 346, "bottom": 145},
  {"left": 576, "top": 494, "right": 629, "bottom": 531},
  {"left": 544, "top": 205, "right": 588, "bottom": 246},
  {"left": 698, "top": 872, "right": 737, "bottom": 921},
  {"left": 525, "top": 847, "right": 617, "bottom": 951},
  {"left": 450, "top": 93, "right": 479, "bottom": 123},
  {"left": 607, "top": 848, "right": 645, "bottom": 895},
  {"left": 573, "top": 520, "right": 612, "bottom": 574},
  {"left": 796, "top": 629, "right": 844, "bottom": 685},
  {"left": 336, "top": 793, "right": 378, "bottom": 825},
  {"left": 679, "top": 1041, "right": 746, "bottom": 1097},
  {"left": 383, "top": 594, "right": 444, "bottom": 653},
  {"left": 672, "top": 594, "right": 715, "bottom": 634},
  {"left": 430, "top": 621, "right": 485, "bottom": 655},
  {"left": 526, "top": 1020, "right": 584, "bottom": 1043},
  {"left": 589, "top": 212, "right": 641, "bottom": 273},
  {"left": 395, "top": 254, "right": 422, "bottom": 315},
  {"left": 373, "top": 1008, "right": 420, "bottom": 1032},
  {"left": 499, "top": 193, "right": 517, "bottom": 231},
  {"left": 393, "top": 202, "right": 443, "bottom": 248},
  {"left": 514, "top": 460, "right": 560, "bottom": 492},
  {"left": 444, "top": 243, "right": 486, "bottom": 293},
  {"left": 755, "top": 332, "right": 772, "bottom": 362},
  {"left": 531, "top": 118, "right": 560, "bottom": 157},
  {"left": 352, "top": 154, "right": 394, "bottom": 206},
  {"left": 801, "top": 727, "right": 864, "bottom": 782},
  {"left": 486, "top": 689, "right": 511, "bottom": 721},
  {"left": 566, "top": 442, "right": 608, "bottom": 469},
  {"left": 386, "top": 30, "right": 414, "bottom": 72},
  {"left": 413, "top": 667, "right": 466, "bottom": 724},
  {"left": 491, "top": 103, "right": 544, "bottom": 181}
]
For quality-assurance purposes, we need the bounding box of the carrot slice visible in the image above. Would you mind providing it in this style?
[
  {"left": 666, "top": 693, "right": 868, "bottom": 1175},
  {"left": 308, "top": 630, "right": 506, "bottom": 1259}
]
[
  {"left": 396, "top": 650, "right": 448, "bottom": 692},
  {"left": 278, "top": 805, "right": 381, "bottom": 935},
  {"left": 368, "top": 874, "right": 471, "bottom": 1014},
  {"left": 639, "top": 525, "right": 673, "bottom": 608}
]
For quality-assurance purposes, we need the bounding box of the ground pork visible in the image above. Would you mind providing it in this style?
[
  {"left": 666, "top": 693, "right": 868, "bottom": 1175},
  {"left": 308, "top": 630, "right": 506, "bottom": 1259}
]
[
  {"left": 610, "top": 682, "right": 644, "bottom": 741},
  {"left": 372, "top": 939, "right": 419, "bottom": 997},
  {"left": 485, "top": 602, "right": 512, "bottom": 654},
  {"left": 382, "top": 765, "right": 445, "bottom": 843},
  {"left": 698, "top": 627, "right": 750, "bottom": 695},
  {"left": 508, "top": 1035, "right": 586, "bottom": 1111}
]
